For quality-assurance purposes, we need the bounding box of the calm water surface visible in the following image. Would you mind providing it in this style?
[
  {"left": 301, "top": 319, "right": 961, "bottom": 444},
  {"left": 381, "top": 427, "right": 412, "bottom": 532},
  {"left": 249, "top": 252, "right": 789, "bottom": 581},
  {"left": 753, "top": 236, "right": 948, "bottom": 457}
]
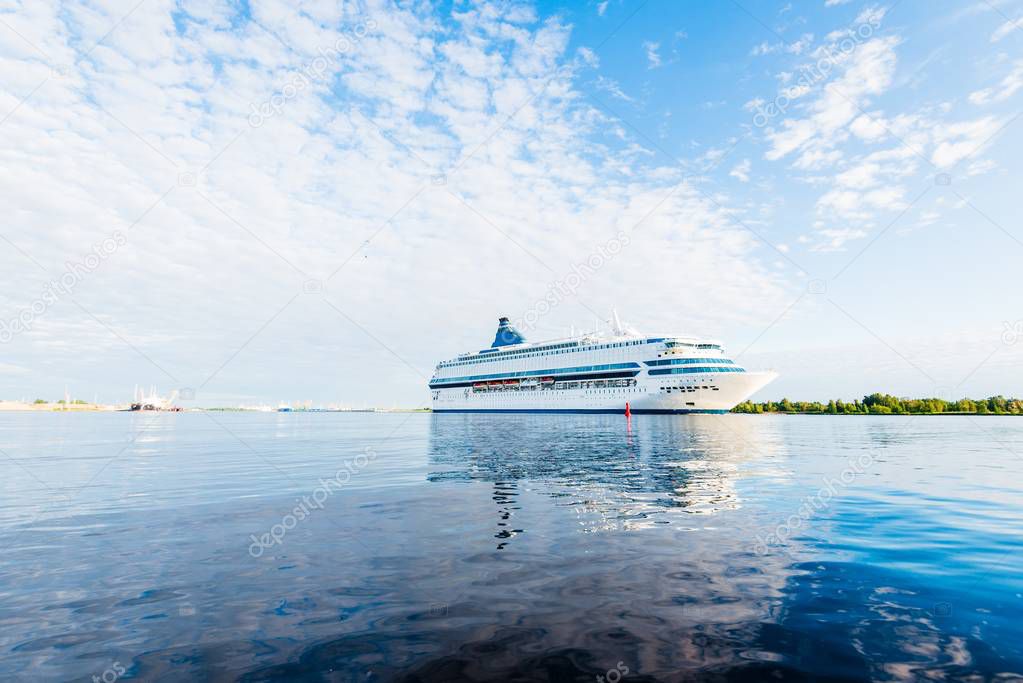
[{"left": 1, "top": 412, "right": 1021, "bottom": 681}]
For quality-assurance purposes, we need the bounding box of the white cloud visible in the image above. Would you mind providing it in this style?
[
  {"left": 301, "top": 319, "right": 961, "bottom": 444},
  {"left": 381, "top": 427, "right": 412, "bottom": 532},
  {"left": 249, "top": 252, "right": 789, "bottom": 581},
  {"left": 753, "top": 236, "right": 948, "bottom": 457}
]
[
  {"left": 968, "top": 60, "right": 1023, "bottom": 104},
  {"left": 751, "top": 41, "right": 780, "bottom": 57},
  {"left": 783, "top": 83, "right": 812, "bottom": 100},
  {"left": 786, "top": 33, "right": 814, "bottom": 55},
  {"left": 750, "top": 7, "right": 1009, "bottom": 252},
  {"left": 834, "top": 161, "right": 883, "bottom": 189},
  {"left": 765, "top": 35, "right": 900, "bottom": 162},
  {"left": 854, "top": 6, "right": 888, "bottom": 26},
  {"left": 643, "top": 40, "right": 662, "bottom": 69},
  {"left": 914, "top": 210, "right": 941, "bottom": 229},
  {"left": 0, "top": 0, "right": 790, "bottom": 404},
  {"left": 744, "top": 97, "right": 766, "bottom": 112},
  {"left": 597, "top": 1, "right": 609, "bottom": 16},
  {"left": 809, "top": 227, "right": 869, "bottom": 251},
  {"left": 594, "top": 75, "right": 635, "bottom": 102},
  {"left": 729, "top": 159, "right": 752, "bottom": 182},
  {"left": 849, "top": 113, "right": 889, "bottom": 141},
  {"left": 793, "top": 149, "right": 844, "bottom": 170},
  {"left": 825, "top": 0, "right": 854, "bottom": 5},
  {"left": 931, "top": 116, "right": 1002, "bottom": 168},
  {"left": 966, "top": 158, "right": 997, "bottom": 176},
  {"left": 991, "top": 16, "right": 1023, "bottom": 42},
  {"left": 577, "top": 46, "right": 600, "bottom": 68}
]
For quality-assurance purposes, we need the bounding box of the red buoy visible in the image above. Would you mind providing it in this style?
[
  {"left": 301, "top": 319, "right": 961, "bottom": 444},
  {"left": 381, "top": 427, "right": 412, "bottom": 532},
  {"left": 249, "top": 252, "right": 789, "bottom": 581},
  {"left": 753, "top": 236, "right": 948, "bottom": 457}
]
[{"left": 625, "top": 402, "right": 631, "bottom": 417}]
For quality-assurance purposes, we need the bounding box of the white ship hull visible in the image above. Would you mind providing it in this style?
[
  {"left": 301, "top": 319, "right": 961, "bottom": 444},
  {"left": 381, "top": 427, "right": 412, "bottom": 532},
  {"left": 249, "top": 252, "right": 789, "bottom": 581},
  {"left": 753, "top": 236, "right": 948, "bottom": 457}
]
[
  {"left": 430, "top": 317, "right": 777, "bottom": 415},
  {"left": 432, "top": 370, "right": 776, "bottom": 413}
]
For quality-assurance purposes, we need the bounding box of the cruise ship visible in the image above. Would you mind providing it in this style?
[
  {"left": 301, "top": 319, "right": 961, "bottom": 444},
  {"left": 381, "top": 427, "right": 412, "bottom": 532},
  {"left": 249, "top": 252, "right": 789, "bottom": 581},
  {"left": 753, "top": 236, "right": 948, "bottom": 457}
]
[{"left": 429, "top": 315, "right": 777, "bottom": 413}]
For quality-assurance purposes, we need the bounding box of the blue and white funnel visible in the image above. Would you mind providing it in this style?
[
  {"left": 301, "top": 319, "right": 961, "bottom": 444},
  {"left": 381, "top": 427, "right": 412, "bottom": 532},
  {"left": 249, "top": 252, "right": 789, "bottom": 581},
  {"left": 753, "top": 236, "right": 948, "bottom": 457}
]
[{"left": 492, "top": 317, "right": 526, "bottom": 347}]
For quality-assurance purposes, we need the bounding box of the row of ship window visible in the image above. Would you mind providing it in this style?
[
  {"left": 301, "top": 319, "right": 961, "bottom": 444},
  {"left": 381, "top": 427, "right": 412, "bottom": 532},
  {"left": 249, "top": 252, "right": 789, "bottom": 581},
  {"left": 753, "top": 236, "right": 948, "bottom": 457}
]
[
  {"left": 441, "top": 338, "right": 668, "bottom": 369},
  {"left": 648, "top": 367, "right": 746, "bottom": 376},
  {"left": 665, "top": 342, "right": 721, "bottom": 350},
  {"left": 470, "top": 378, "right": 639, "bottom": 393},
  {"left": 433, "top": 362, "right": 744, "bottom": 385},
  {"left": 661, "top": 385, "right": 720, "bottom": 392},
  {"left": 434, "top": 362, "right": 640, "bottom": 385},
  {"left": 644, "top": 357, "right": 735, "bottom": 367}
]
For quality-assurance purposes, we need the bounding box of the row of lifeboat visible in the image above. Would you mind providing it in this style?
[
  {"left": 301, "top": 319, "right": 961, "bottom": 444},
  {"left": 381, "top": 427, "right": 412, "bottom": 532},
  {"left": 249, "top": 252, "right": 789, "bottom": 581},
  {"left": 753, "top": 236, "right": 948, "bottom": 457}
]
[{"left": 472, "top": 377, "right": 555, "bottom": 390}]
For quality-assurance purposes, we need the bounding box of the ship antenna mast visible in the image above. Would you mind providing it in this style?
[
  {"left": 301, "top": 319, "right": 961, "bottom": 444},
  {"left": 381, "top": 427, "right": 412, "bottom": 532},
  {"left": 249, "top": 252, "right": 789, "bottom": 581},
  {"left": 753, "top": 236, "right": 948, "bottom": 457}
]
[{"left": 610, "top": 306, "right": 625, "bottom": 336}]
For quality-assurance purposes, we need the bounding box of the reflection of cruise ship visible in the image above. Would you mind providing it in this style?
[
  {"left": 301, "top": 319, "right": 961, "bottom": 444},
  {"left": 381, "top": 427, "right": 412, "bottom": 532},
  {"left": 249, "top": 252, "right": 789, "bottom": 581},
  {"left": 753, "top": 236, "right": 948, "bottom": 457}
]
[
  {"left": 426, "top": 411, "right": 785, "bottom": 540},
  {"left": 429, "top": 315, "right": 777, "bottom": 413}
]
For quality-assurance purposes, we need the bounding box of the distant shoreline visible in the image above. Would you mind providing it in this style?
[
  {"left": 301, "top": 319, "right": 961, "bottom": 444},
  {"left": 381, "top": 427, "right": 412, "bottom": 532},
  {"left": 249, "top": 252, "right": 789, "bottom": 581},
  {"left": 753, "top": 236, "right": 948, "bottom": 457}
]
[
  {"left": 734, "top": 411, "right": 1020, "bottom": 416},
  {"left": 0, "top": 403, "right": 432, "bottom": 413},
  {"left": 4, "top": 391, "right": 1020, "bottom": 416},
  {"left": 1, "top": 407, "right": 1018, "bottom": 416},
  {"left": 732, "top": 393, "right": 1022, "bottom": 416}
]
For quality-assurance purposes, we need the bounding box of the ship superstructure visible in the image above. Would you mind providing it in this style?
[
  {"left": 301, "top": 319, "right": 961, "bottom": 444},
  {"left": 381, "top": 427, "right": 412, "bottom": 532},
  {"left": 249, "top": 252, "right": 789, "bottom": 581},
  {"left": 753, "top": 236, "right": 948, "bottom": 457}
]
[{"left": 429, "top": 316, "right": 776, "bottom": 414}]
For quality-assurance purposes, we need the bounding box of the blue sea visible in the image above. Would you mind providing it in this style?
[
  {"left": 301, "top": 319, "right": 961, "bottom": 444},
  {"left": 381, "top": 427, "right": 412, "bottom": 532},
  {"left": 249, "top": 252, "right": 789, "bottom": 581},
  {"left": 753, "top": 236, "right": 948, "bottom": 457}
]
[{"left": 1, "top": 412, "right": 1021, "bottom": 681}]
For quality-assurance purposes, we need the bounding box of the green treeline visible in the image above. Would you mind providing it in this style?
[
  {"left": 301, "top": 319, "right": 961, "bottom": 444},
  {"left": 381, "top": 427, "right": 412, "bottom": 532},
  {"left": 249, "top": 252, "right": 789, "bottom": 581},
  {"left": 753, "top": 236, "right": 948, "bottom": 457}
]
[{"left": 733, "top": 393, "right": 1023, "bottom": 415}]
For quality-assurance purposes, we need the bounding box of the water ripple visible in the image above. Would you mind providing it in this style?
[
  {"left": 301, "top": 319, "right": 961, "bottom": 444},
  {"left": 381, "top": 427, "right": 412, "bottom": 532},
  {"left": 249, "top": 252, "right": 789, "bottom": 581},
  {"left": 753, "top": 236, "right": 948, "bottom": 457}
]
[{"left": 0, "top": 413, "right": 1021, "bottom": 680}]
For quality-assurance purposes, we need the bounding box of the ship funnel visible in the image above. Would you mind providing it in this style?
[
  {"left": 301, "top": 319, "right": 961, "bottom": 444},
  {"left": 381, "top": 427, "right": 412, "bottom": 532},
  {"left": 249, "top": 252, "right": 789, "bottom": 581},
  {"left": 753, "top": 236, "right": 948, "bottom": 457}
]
[{"left": 492, "top": 317, "right": 526, "bottom": 347}]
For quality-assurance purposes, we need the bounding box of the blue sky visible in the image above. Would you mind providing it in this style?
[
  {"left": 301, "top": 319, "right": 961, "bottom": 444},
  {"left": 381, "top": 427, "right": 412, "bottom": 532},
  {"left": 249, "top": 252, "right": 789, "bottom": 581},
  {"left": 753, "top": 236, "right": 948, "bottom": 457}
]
[{"left": 0, "top": 0, "right": 1021, "bottom": 406}]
